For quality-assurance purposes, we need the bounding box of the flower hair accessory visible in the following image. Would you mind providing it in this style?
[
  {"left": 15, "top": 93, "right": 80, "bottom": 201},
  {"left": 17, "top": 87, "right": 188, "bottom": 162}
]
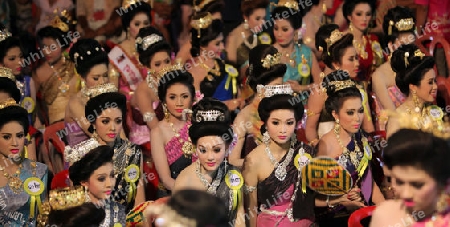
[
  {"left": 73, "top": 47, "right": 104, "bottom": 66},
  {"left": 0, "top": 67, "right": 15, "bottom": 82},
  {"left": 256, "top": 84, "right": 294, "bottom": 98},
  {"left": 191, "top": 13, "right": 213, "bottom": 38},
  {"left": 81, "top": 83, "right": 118, "bottom": 99},
  {"left": 414, "top": 49, "right": 425, "bottom": 59},
  {"left": 195, "top": 110, "right": 225, "bottom": 122},
  {"left": 64, "top": 138, "right": 101, "bottom": 164},
  {"left": 261, "top": 52, "right": 281, "bottom": 69},
  {"left": 135, "top": 34, "right": 163, "bottom": 51},
  {"left": 0, "top": 98, "right": 18, "bottom": 109}
]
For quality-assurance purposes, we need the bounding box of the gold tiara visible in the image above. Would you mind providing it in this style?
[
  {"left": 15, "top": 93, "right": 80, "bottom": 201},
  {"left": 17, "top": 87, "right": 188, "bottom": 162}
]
[
  {"left": 325, "top": 29, "right": 345, "bottom": 51},
  {"left": 261, "top": 52, "right": 281, "bottom": 69},
  {"left": 195, "top": 110, "right": 225, "bottom": 122},
  {"left": 155, "top": 63, "right": 184, "bottom": 79},
  {"left": 0, "top": 98, "right": 18, "bottom": 109},
  {"left": 256, "top": 84, "right": 294, "bottom": 98},
  {"left": 49, "top": 9, "right": 76, "bottom": 32},
  {"left": 136, "top": 34, "right": 163, "bottom": 51},
  {"left": 326, "top": 79, "right": 357, "bottom": 93},
  {"left": 0, "top": 67, "right": 15, "bottom": 82},
  {"left": 64, "top": 138, "right": 101, "bottom": 164},
  {"left": 273, "top": 0, "right": 299, "bottom": 11},
  {"left": 144, "top": 203, "right": 197, "bottom": 227},
  {"left": 194, "top": 0, "right": 215, "bottom": 12},
  {"left": 122, "top": 0, "right": 141, "bottom": 9},
  {"left": 0, "top": 27, "right": 11, "bottom": 42},
  {"left": 191, "top": 13, "right": 213, "bottom": 38},
  {"left": 396, "top": 18, "right": 414, "bottom": 31},
  {"left": 81, "top": 83, "right": 118, "bottom": 99},
  {"left": 49, "top": 186, "right": 86, "bottom": 210}
]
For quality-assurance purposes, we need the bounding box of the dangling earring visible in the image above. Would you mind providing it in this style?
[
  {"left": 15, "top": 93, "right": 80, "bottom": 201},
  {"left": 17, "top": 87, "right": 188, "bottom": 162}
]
[
  {"left": 322, "top": 3, "right": 327, "bottom": 13},
  {"left": 412, "top": 90, "right": 421, "bottom": 113},
  {"left": 349, "top": 22, "right": 354, "bottom": 33},
  {"left": 262, "top": 131, "right": 270, "bottom": 145},
  {"left": 244, "top": 19, "right": 249, "bottom": 30},
  {"left": 294, "top": 32, "right": 299, "bottom": 46},
  {"left": 437, "top": 192, "right": 450, "bottom": 213},
  {"left": 84, "top": 186, "right": 91, "bottom": 202},
  {"left": 334, "top": 119, "right": 340, "bottom": 134},
  {"left": 224, "top": 157, "right": 228, "bottom": 173},
  {"left": 163, "top": 104, "right": 170, "bottom": 120},
  {"left": 92, "top": 127, "right": 99, "bottom": 140}
]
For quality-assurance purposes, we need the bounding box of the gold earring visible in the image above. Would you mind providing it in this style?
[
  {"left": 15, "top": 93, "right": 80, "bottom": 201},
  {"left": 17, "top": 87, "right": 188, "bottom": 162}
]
[
  {"left": 163, "top": 104, "right": 170, "bottom": 120},
  {"left": 322, "top": 3, "right": 327, "bottom": 13},
  {"left": 412, "top": 90, "right": 421, "bottom": 113},
  {"left": 334, "top": 119, "right": 340, "bottom": 133},
  {"left": 349, "top": 22, "right": 354, "bottom": 33},
  {"left": 294, "top": 32, "right": 299, "bottom": 45},
  {"left": 437, "top": 192, "right": 450, "bottom": 213}
]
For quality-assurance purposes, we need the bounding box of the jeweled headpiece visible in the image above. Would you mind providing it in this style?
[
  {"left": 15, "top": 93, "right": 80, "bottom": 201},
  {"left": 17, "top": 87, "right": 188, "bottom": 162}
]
[
  {"left": 273, "top": 0, "right": 299, "bottom": 10},
  {"left": 396, "top": 18, "right": 414, "bottom": 31},
  {"left": 194, "top": 0, "right": 215, "bottom": 12},
  {"left": 122, "top": 0, "right": 145, "bottom": 9},
  {"left": 195, "top": 110, "right": 225, "bottom": 122},
  {"left": 48, "top": 186, "right": 86, "bottom": 210},
  {"left": 414, "top": 49, "right": 425, "bottom": 59},
  {"left": 0, "top": 67, "right": 15, "bottom": 82},
  {"left": 191, "top": 13, "right": 213, "bottom": 38},
  {"left": 144, "top": 203, "right": 197, "bottom": 227},
  {"left": 64, "top": 138, "right": 101, "bottom": 164},
  {"left": 0, "top": 27, "right": 11, "bottom": 42},
  {"left": 73, "top": 47, "right": 104, "bottom": 66},
  {"left": 261, "top": 53, "right": 282, "bottom": 69},
  {"left": 0, "top": 98, "right": 18, "bottom": 109},
  {"left": 135, "top": 34, "right": 163, "bottom": 51},
  {"left": 256, "top": 84, "right": 294, "bottom": 98},
  {"left": 325, "top": 79, "right": 357, "bottom": 93},
  {"left": 325, "top": 29, "right": 345, "bottom": 51},
  {"left": 82, "top": 83, "right": 118, "bottom": 99},
  {"left": 49, "top": 9, "right": 76, "bottom": 32},
  {"left": 155, "top": 63, "right": 184, "bottom": 79}
]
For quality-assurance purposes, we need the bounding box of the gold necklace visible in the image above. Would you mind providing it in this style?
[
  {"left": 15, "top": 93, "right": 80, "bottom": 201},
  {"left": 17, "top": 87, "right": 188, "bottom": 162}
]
[
  {"left": 200, "top": 60, "right": 221, "bottom": 78},
  {"left": 50, "top": 58, "right": 71, "bottom": 94},
  {"left": 168, "top": 120, "right": 194, "bottom": 157},
  {"left": 0, "top": 163, "right": 23, "bottom": 194},
  {"left": 335, "top": 128, "right": 363, "bottom": 169},
  {"left": 353, "top": 36, "right": 368, "bottom": 59}
]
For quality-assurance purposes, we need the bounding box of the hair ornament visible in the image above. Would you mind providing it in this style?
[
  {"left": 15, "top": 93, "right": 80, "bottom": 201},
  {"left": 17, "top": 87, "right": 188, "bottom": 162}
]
[
  {"left": 135, "top": 34, "right": 163, "bottom": 51},
  {"left": 73, "top": 47, "right": 105, "bottom": 66},
  {"left": 261, "top": 52, "right": 282, "bottom": 69},
  {"left": 404, "top": 51, "right": 410, "bottom": 68},
  {"left": 0, "top": 67, "right": 15, "bottom": 82},
  {"left": 0, "top": 27, "right": 11, "bottom": 42},
  {"left": 81, "top": 83, "right": 118, "bottom": 99},
  {"left": 193, "top": 0, "right": 215, "bottom": 12},
  {"left": 49, "top": 9, "right": 76, "bottom": 32},
  {"left": 272, "top": 0, "right": 299, "bottom": 11},
  {"left": 155, "top": 63, "right": 184, "bottom": 79},
  {"left": 122, "top": 0, "right": 146, "bottom": 9},
  {"left": 325, "top": 79, "right": 357, "bottom": 94},
  {"left": 144, "top": 203, "right": 197, "bottom": 227},
  {"left": 395, "top": 18, "right": 414, "bottom": 32},
  {"left": 191, "top": 12, "right": 213, "bottom": 38},
  {"left": 195, "top": 110, "right": 225, "bottom": 122},
  {"left": 64, "top": 138, "right": 101, "bottom": 164},
  {"left": 325, "top": 29, "right": 345, "bottom": 51},
  {"left": 414, "top": 49, "right": 425, "bottom": 59},
  {"left": 256, "top": 84, "right": 294, "bottom": 98},
  {"left": 388, "top": 20, "right": 394, "bottom": 35},
  {"left": 0, "top": 98, "right": 18, "bottom": 109}
]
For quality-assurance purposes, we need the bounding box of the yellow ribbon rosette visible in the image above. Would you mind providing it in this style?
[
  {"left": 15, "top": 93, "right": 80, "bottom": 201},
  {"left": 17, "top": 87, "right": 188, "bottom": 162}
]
[
  {"left": 225, "top": 64, "right": 238, "bottom": 96},
  {"left": 356, "top": 137, "right": 372, "bottom": 178},
  {"left": 294, "top": 152, "right": 312, "bottom": 193},
  {"left": 24, "top": 177, "right": 45, "bottom": 219},
  {"left": 124, "top": 164, "right": 140, "bottom": 203},
  {"left": 21, "top": 97, "right": 35, "bottom": 114},
  {"left": 225, "top": 170, "right": 243, "bottom": 210},
  {"left": 358, "top": 87, "right": 372, "bottom": 121},
  {"left": 258, "top": 32, "right": 272, "bottom": 45}
]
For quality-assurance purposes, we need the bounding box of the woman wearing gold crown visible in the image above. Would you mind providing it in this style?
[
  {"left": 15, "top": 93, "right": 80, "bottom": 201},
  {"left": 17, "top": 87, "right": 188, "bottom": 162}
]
[
  {"left": 370, "top": 129, "right": 450, "bottom": 227},
  {"left": 187, "top": 12, "right": 242, "bottom": 111},
  {"left": 225, "top": 0, "right": 270, "bottom": 67},
  {"left": 0, "top": 99, "right": 48, "bottom": 227},
  {"left": 315, "top": 70, "right": 384, "bottom": 226},
  {"left": 65, "top": 88, "right": 145, "bottom": 213},
  {"left": 34, "top": 11, "right": 79, "bottom": 173},
  {"left": 371, "top": 7, "right": 416, "bottom": 136},
  {"left": 175, "top": 0, "right": 224, "bottom": 65},
  {"left": 342, "top": 0, "right": 383, "bottom": 84},
  {"left": 173, "top": 98, "right": 245, "bottom": 226},
  {"left": 243, "top": 85, "right": 316, "bottom": 226},
  {"left": 385, "top": 44, "right": 441, "bottom": 139},
  {"left": 64, "top": 39, "right": 111, "bottom": 148},
  {"left": 150, "top": 68, "right": 195, "bottom": 198},
  {"left": 271, "top": 0, "right": 321, "bottom": 98},
  {"left": 228, "top": 45, "right": 285, "bottom": 168},
  {"left": 108, "top": 0, "right": 151, "bottom": 101},
  {"left": 305, "top": 25, "right": 374, "bottom": 147},
  {"left": 68, "top": 145, "right": 127, "bottom": 226}
]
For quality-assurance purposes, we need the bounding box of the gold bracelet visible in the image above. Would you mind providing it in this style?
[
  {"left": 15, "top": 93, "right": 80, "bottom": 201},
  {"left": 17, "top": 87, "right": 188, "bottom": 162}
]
[{"left": 309, "top": 139, "right": 319, "bottom": 146}]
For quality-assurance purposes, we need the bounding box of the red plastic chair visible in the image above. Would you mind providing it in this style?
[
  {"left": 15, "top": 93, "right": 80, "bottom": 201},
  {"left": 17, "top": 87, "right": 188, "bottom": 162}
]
[
  {"left": 348, "top": 206, "right": 376, "bottom": 227},
  {"left": 51, "top": 170, "right": 70, "bottom": 190},
  {"left": 43, "top": 121, "right": 66, "bottom": 155}
]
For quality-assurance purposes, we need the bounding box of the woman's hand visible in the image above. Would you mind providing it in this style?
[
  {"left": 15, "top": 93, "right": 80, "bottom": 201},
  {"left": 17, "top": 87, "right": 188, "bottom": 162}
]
[{"left": 338, "top": 187, "right": 366, "bottom": 211}]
